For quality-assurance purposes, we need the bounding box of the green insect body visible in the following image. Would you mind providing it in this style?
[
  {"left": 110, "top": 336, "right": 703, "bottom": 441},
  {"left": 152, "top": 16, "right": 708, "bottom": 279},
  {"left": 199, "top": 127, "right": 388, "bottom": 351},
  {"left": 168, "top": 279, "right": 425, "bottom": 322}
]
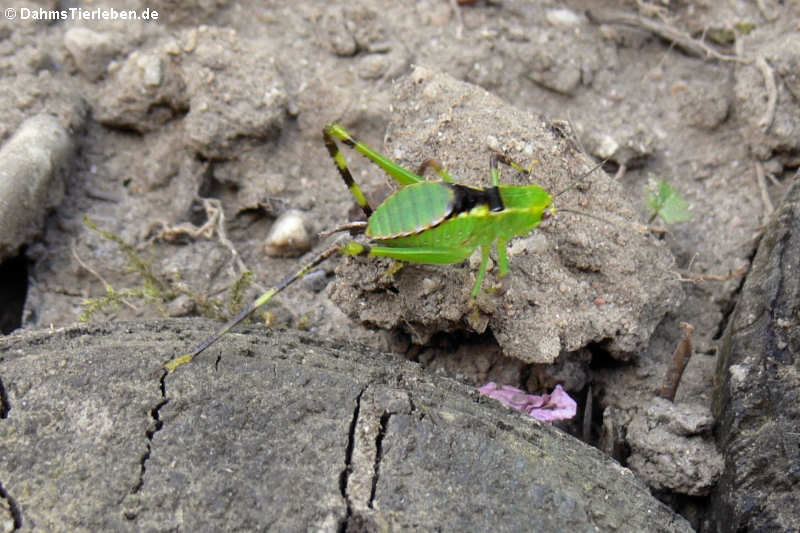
[
  {"left": 361, "top": 182, "right": 552, "bottom": 289},
  {"left": 165, "top": 123, "right": 554, "bottom": 372},
  {"left": 325, "top": 122, "right": 554, "bottom": 297}
]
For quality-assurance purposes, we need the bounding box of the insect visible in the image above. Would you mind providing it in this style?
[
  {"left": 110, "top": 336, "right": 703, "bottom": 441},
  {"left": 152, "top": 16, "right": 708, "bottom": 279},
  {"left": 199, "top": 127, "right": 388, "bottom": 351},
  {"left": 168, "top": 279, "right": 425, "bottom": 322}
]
[{"left": 165, "top": 123, "right": 575, "bottom": 371}]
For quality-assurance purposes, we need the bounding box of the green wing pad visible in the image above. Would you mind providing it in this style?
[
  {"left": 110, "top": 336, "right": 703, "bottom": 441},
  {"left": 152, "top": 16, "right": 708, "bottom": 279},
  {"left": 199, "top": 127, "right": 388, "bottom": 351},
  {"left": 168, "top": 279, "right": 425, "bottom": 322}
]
[{"left": 367, "top": 182, "right": 455, "bottom": 239}]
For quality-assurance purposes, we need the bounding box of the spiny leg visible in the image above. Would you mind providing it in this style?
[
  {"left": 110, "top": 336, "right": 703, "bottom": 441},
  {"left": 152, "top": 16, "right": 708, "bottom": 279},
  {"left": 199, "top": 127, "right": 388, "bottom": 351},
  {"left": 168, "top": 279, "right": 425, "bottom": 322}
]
[
  {"left": 491, "top": 238, "right": 512, "bottom": 296},
  {"left": 342, "top": 240, "right": 471, "bottom": 281},
  {"left": 322, "top": 123, "right": 446, "bottom": 285},
  {"left": 463, "top": 245, "right": 492, "bottom": 330},
  {"left": 342, "top": 241, "right": 489, "bottom": 296},
  {"left": 486, "top": 153, "right": 531, "bottom": 286},
  {"left": 323, "top": 123, "right": 424, "bottom": 188},
  {"left": 341, "top": 241, "right": 474, "bottom": 265},
  {"left": 318, "top": 220, "right": 368, "bottom": 238},
  {"left": 164, "top": 245, "right": 340, "bottom": 372},
  {"left": 323, "top": 127, "right": 374, "bottom": 218},
  {"left": 495, "top": 238, "right": 510, "bottom": 278}
]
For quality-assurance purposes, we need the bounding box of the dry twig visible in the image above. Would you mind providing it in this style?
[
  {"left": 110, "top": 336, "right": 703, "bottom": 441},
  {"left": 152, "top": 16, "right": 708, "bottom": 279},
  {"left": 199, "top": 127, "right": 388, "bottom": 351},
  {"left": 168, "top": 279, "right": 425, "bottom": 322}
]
[
  {"left": 71, "top": 243, "right": 138, "bottom": 312},
  {"left": 582, "top": 384, "right": 593, "bottom": 442},
  {"left": 613, "top": 163, "right": 627, "bottom": 181},
  {"left": 147, "top": 198, "right": 266, "bottom": 293},
  {"left": 659, "top": 322, "right": 694, "bottom": 402},
  {"left": 586, "top": 10, "right": 750, "bottom": 63},
  {"left": 675, "top": 265, "right": 748, "bottom": 283},
  {"left": 755, "top": 56, "right": 777, "bottom": 134},
  {"left": 753, "top": 159, "right": 774, "bottom": 222},
  {"left": 755, "top": 0, "right": 780, "bottom": 21},
  {"left": 450, "top": 0, "right": 465, "bottom": 39}
]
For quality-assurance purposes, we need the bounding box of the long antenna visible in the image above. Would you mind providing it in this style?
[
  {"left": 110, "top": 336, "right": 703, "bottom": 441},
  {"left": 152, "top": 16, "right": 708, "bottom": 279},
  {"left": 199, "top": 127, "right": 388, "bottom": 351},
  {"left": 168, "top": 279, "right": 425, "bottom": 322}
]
[
  {"left": 164, "top": 243, "right": 341, "bottom": 372},
  {"left": 556, "top": 207, "right": 618, "bottom": 228},
  {"left": 553, "top": 158, "right": 609, "bottom": 199},
  {"left": 551, "top": 156, "right": 617, "bottom": 228}
]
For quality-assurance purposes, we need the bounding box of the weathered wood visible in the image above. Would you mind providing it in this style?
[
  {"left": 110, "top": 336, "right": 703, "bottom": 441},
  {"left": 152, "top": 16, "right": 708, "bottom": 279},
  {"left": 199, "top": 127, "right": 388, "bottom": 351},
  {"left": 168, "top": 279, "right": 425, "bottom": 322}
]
[{"left": 0, "top": 319, "right": 693, "bottom": 532}]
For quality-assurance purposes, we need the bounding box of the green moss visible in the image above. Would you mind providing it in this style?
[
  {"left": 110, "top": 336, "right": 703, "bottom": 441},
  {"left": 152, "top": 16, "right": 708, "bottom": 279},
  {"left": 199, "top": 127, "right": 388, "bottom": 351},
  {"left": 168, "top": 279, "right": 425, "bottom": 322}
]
[
  {"left": 83, "top": 215, "right": 167, "bottom": 293},
  {"left": 295, "top": 311, "right": 312, "bottom": 331},
  {"left": 80, "top": 215, "right": 234, "bottom": 323},
  {"left": 228, "top": 270, "right": 253, "bottom": 315}
]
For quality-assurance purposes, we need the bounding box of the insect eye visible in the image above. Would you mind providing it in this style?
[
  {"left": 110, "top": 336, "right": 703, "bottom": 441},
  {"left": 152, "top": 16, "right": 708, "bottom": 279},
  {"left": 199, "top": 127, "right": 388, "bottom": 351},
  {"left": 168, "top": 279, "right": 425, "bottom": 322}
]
[{"left": 542, "top": 210, "right": 552, "bottom": 220}]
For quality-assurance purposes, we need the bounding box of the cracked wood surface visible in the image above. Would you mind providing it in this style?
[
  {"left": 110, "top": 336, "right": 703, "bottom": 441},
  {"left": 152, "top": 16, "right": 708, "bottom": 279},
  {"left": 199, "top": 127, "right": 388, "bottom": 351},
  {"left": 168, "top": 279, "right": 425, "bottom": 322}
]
[
  {"left": 711, "top": 173, "right": 800, "bottom": 532},
  {"left": 0, "top": 319, "right": 692, "bottom": 532}
]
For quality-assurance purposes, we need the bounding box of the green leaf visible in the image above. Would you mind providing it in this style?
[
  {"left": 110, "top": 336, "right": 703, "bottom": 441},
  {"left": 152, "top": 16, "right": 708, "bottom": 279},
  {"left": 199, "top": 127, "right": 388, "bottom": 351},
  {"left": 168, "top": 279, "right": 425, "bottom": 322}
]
[{"left": 646, "top": 179, "right": 691, "bottom": 225}]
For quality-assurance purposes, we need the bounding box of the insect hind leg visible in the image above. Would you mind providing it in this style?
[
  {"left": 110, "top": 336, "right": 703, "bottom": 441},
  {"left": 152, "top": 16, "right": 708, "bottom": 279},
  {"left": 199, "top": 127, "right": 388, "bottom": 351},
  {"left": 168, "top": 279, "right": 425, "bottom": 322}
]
[
  {"left": 323, "top": 126, "right": 374, "bottom": 218},
  {"left": 324, "top": 123, "right": 424, "bottom": 189}
]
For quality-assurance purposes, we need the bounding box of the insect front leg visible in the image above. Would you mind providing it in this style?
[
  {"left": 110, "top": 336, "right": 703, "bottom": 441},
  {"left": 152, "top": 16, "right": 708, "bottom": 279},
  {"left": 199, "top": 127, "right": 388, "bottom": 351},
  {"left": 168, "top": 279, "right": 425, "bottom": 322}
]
[
  {"left": 490, "top": 238, "right": 512, "bottom": 296},
  {"left": 489, "top": 152, "right": 538, "bottom": 186}
]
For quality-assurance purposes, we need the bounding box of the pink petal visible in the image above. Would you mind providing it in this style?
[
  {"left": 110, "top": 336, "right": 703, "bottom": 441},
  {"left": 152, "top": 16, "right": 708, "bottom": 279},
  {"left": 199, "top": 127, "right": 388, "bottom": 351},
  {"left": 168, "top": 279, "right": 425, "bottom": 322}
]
[
  {"left": 479, "top": 383, "right": 577, "bottom": 423},
  {"left": 527, "top": 385, "right": 577, "bottom": 422}
]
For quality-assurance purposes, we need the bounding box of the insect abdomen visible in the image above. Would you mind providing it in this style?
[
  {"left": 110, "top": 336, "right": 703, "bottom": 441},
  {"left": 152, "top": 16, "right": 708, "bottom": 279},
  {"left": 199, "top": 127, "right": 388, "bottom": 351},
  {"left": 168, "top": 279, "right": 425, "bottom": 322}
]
[
  {"left": 367, "top": 182, "right": 455, "bottom": 239},
  {"left": 385, "top": 211, "right": 485, "bottom": 249}
]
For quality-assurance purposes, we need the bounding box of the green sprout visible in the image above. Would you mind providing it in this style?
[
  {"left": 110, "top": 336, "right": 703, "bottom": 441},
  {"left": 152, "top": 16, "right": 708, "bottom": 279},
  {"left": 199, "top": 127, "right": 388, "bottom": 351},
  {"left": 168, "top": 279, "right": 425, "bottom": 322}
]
[{"left": 646, "top": 179, "right": 691, "bottom": 225}]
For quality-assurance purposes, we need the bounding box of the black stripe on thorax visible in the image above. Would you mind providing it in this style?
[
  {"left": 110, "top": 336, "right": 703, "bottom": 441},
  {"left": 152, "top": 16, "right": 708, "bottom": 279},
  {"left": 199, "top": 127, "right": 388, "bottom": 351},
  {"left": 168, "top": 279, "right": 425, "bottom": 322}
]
[{"left": 448, "top": 184, "right": 505, "bottom": 215}]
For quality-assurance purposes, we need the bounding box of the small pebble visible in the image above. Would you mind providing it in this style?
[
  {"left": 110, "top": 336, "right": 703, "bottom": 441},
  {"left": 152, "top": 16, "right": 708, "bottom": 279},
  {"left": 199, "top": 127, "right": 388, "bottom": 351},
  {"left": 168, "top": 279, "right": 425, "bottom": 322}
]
[
  {"left": 137, "top": 55, "right": 163, "bottom": 87},
  {"left": 595, "top": 135, "right": 619, "bottom": 159},
  {"left": 64, "top": 27, "right": 116, "bottom": 80},
  {"left": 421, "top": 277, "right": 441, "bottom": 295},
  {"left": 166, "top": 294, "right": 196, "bottom": 317},
  {"left": 507, "top": 238, "right": 527, "bottom": 256},
  {"left": 263, "top": 210, "right": 311, "bottom": 257},
  {"left": 546, "top": 8, "right": 580, "bottom": 27}
]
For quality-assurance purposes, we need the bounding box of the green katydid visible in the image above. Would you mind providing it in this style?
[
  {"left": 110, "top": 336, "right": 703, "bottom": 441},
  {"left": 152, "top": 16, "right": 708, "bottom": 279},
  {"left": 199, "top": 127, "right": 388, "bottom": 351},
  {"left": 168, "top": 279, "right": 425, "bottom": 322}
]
[{"left": 165, "top": 123, "right": 594, "bottom": 372}]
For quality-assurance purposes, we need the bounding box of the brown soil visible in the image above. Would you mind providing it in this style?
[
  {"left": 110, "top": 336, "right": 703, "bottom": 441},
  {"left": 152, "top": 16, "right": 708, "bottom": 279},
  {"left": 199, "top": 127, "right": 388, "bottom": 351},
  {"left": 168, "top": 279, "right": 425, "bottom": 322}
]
[{"left": 2, "top": 1, "right": 798, "bottom": 529}]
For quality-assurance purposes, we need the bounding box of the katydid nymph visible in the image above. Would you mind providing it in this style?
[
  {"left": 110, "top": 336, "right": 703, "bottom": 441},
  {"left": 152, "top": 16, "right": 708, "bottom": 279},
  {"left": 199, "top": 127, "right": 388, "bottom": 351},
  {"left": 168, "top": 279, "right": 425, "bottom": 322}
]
[{"left": 165, "top": 123, "right": 595, "bottom": 372}]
